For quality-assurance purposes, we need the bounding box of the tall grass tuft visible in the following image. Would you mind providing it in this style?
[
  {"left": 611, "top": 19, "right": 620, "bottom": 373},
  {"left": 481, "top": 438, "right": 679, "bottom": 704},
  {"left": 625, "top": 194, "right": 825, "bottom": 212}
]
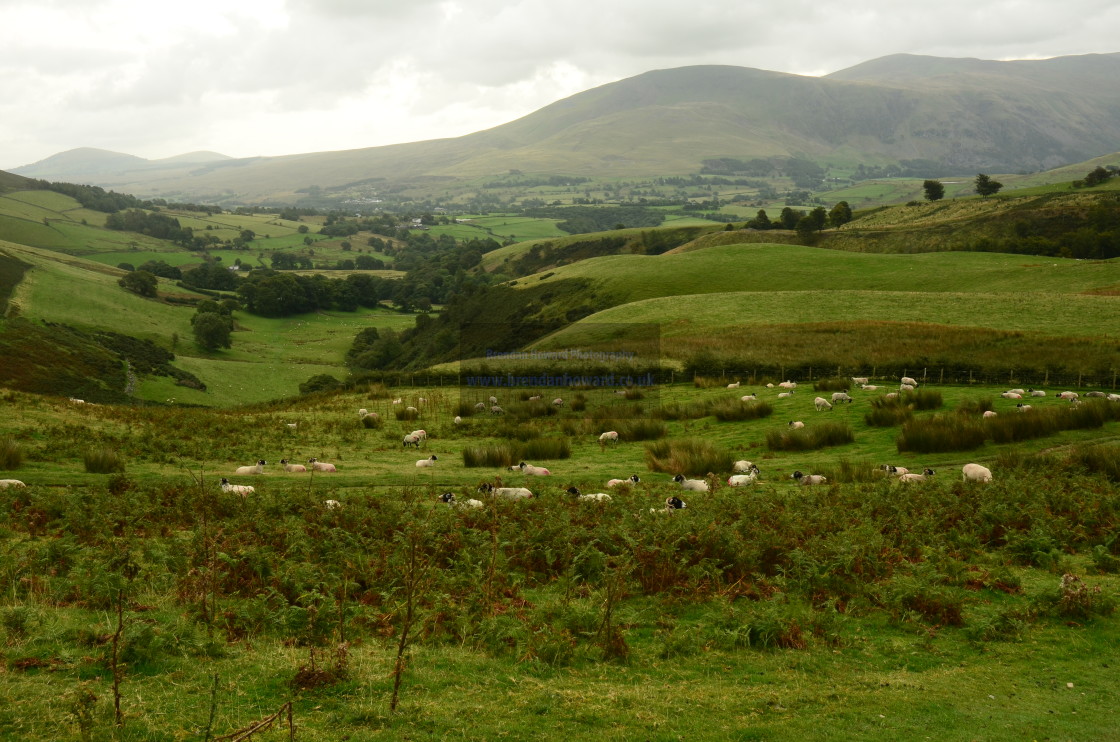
[
  {"left": 645, "top": 438, "right": 733, "bottom": 475},
  {"left": 901, "top": 388, "right": 942, "bottom": 410},
  {"left": 394, "top": 407, "right": 419, "bottom": 421},
  {"left": 463, "top": 445, "right": 516, "bottom": 468},
  {"left": 462, "top": 437, "right": 571, "bottom": 467},
  {"left": 711, "top": 399, "right": 773, "bottom": 422},
  {"left": 0, "top": 437, "right": 23, "bottom": 469},
  {"left": 617, "top": 419, "right": 668, "bottom": 441},
  {"left": 813, "top": 378, "right": 850, "bottom": 392},
  {"left": 520, "top": 437, "right": 571, "bottom": 460},
  {"left": 767, "top": 422, "right": 854, "bottom": 451},
  {"left": 84, "top": 447, "right": 125, "bottom": 474},
  {"left": 864, "top": 403, "right": 912, "bottom": 427},
  {"left": 819, "top": 458, "right": 882, "bottom": 483},
  {"left": 957, "top": 397, "right": 994, "bottom": 415},
  {"left": 654, "top": 400, "right": 712, "bottom": 420},
  {"left": 1067, "top": 444, "right": 1120, "bottom": 482},
  {"left": 897, "top": 415, "right": 985, "bottom": 453}
]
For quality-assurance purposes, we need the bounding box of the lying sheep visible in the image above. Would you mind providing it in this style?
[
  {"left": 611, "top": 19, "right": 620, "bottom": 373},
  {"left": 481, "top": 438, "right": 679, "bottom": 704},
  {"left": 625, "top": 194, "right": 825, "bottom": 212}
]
[
  {"left": 1085, "top": 391, "right": 1107, "bottom": 398},
  {"left": 901, "top": 376, "right": 917, "bottom": 386},
  {"left": 897, "top": 468, "right": 936, "bottom": 483},
  {"left": 0, "top": 479, "right": 26, "bottom": 489},
  {"left": 1000, "top": 391, "right": 1022, "bottom": 399},
  {"left": 777, "top": 391, "right": 794, "bottom": 399},
  {"left": 900, "top": 384, "right": 915, "bottom": 392},
  {"left": 732, "top": 460, "right": 756, "bottom": 473},
  {"left": 607, "top": 475, "right": 641, "bottom": 487},
  {"left": 1056, "top": 391, "right": 1079, "bottom": 400},
  {"left": 650, "top": 496, "right": 687, "bottom": 513},
  {"left": 478, "top": 483, "right": 533, "bottom": 499},
  {"left": 234, "top": 459, "right": 266, "bottom": 476},
  {"left": 983, "top": 410, "right": 998, "bottom": 418},
  {"left": 962, "top": 463, "right": 993, "bottom": 482},
  {"left": 416, "top": 455, "right": 438, "bottom": 467},
  {"left": 880, "top": 465, "right": 909, "bottom": 476},
  {"left": 814, "top": 396, "right": 833, "bottom": 412},
  {"left": 1028, "top": 389, "right": 1047, "bottom": 397},
  {"left": 740, "top": 394, "right": 758, "bottom": 402},
  {"left": 727, "top": 472, "right": 759, "bottom": 487},
  {"left": 1109, "top": 394, "right": 1120, "bottom": 402},
  {"left": 788, "top": 420, "right": 805, "bottom": 429},
  {"left": 518, "top": 461, "right": 551, "bottom": 476},
  {"left": 324, "top": 500, "right": 342, "bottom": 510},
  {"left": 831, "top": 392, "right": 853, "bottom": 404},
  {"left": 778, "top": 381, "right": 797, "bottom": 389},
  {"left": 308, "top": 457, "right": 337, "bottom": 472},
  {"left": 726, "top": 382, "right": 740, "bottom": 389},
  {"left": 219, "top": 477, "right": 255, "bottom": 496},
  {"left": 285, "top": 422, "right": 298, "bottom": 430},
  {"left": 851, "top": 377, "right": 869, "bottom": 386},
  {"left": 440, "top": 492, "right": 484, "bottom": 508},
  {"left": 861, "top": 384, "right": 880, "bottom": 391},
  {"left": 791, "top": 471, "right": 827, "bottom": 485},
  {"left": 552, "top": 398, "right": 564, "bottom": 407},
  {"left": 673, "top": 474, "right": 709, "bottom": 492},
  {"left": 566, "top": 486, "right": 612, "bottom": 502},
  {"left": 1016, "top": 403, "right": 1033, "bottom": 412},
  {"left": 280, "top": 458, "right": 307, "bottom": 473}
]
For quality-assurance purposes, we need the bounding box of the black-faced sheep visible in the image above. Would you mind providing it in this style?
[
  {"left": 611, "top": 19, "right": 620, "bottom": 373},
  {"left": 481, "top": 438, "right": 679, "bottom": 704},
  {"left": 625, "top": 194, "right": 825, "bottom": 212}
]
[
  {"left": 673, "top": 474, "right": 709, "bottom": 492},
  {"left": 219, "top": 477, "right": 255, "bottom": 495},
  {"left": 308, "top": 457, "right": 337, "bottom": 472},
  {"left": 280, "top": 459, "right": 307, "bottom": 473},
  {"left": 566, "top": 486, "right": 612, "bottom": 502},
  {"left": 234, "top": 459, "right": 266, "bottom": 476},
  {"left": 791, "top": 471, "right": 827, "bottom": 485},
  {"left": 416, "top": 455, "right": 438, "bottom": 467},
  {"left": 607, "top": 475, "right": 641, "bottom": 487}
]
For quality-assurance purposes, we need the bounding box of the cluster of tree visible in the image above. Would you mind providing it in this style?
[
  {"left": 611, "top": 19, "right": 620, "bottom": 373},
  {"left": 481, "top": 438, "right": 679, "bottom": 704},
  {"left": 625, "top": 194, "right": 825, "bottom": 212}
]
[
  {"left": 853, "top": 159, "right": 959, "bottom": 181},
  {"left": 522, "top": 205, "right": 664, "bottom": 234},
  {"left": 235, "top": 270, "right": 396, "bottom": 317},
  {"left": 34, "top": 180, "right": 147, "bottom": 212},
  {"left": 483, "top": 175, "right": 590, "bottom": 189},
  {"left": 1074, "top": 166, "right": 1116, "bottom": 189},
  {"left": 117, "top": 270, "right": 158, "bottom": 298},
  {"left": 181, "top": 262, "right": 240, "bottom": 292},
  {"left": 191, "top": 299, "right": 235, "bottom": 351},
  {"left": 105, "top": 210, "right": 187, "bottom": 241}
]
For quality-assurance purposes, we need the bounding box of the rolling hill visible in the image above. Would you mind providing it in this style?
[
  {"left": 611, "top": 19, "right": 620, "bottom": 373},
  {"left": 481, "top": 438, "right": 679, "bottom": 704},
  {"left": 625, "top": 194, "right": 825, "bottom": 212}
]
[{"left": 13, "top": 53, "right": 1120, "bottom": 204}]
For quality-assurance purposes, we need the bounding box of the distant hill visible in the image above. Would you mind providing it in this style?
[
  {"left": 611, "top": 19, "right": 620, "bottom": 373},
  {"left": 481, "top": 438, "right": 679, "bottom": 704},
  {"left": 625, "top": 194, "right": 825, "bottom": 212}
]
[
  {"left": 13, "top": 147, "right": 234, "bottom": 184},
  {"left": 13, "top": 53, "right": 1120, "bottom": 204}
]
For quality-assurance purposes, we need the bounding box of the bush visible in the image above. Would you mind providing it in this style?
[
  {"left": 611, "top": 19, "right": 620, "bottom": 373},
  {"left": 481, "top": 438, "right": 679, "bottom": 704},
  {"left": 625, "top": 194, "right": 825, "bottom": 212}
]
[
  {"left": 462, "top": 437, "right": 571, "bottom": 467},
  {"left": 394, "top": 407, "right": 420, "bottom": 421},
  {"left": 711, "top": 399, "right": 773, "bottom": 422},
  {"left": 519, "top": 437, "right": 571, "bottom": 460},
  {"left": 0, "top": 437, "right": 23, "bottom": 469},
  {"left": 897, "top": 416, "right": 985, "bottom": 453},
  {"left": 299, "top": 374, "right": 340, "bottom": 394},
  {"left": 813, "top": 378, "right": 850, "bottom": 392},
  {"left": 84, "top": 447, "right": 125, "bottom": 474},
  {"left": 645, "top": 438, "right": 733, "bottom": 476},
  {"left": 1046, "top": 573, "right": 1116, "bottom": 620},
  {"left": 360, "top": 414, "right": 382, "bottom": 429},
  {"left": 864, "top": 404, "right": 912, "bottom": 427},
  {"left": 617, "top": 419, "right": 668, "bottom": 441},
  {"left": 767, "top": 422, "right": 854, "bottom": 452},
  {"left": 1067, "top": 443, "right": 1120, "bottom": 482},
  {"left": 901, "top": 388, "right": 942, "bottom": 410}
]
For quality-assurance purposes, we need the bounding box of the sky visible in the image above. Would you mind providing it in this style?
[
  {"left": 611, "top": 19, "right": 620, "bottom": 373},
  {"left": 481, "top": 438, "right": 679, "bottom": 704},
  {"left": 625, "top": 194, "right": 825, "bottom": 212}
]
[{"left": 2, "top": 0, "right": 1118, "bottom": 170}]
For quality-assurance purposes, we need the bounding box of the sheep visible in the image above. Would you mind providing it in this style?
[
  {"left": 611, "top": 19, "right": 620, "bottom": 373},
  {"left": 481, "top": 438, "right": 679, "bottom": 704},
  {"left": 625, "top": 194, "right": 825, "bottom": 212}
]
[
  {"left": 324, "top": 500, "right": 342, "bottom": 510},
  {"left": 607, "top": 475, "right": 641, "bottom": 487},
  {"left": 453, "top": 415, "right": 463, "bottom": 425},
  {"left": 518, "top": 461, "right": 551, "bottom": 476},
  {"left": 777, "top": 391, "right": 794, "bottom": 399},
  {"left": 598, "top": 431, "right": 619, "bottom": 444},
  {"left": 489, "top": 396, "right": 498, "bottom": 405},
  {"left": 393, "top": 398, "right": 403, "bottom": 405},
  {"left": 69, "top": 397, "right": 85, "bottom": 404},
  {"left": 1085, "top": 391, "right": 1107, "bottom": 398},
  {"left": 234, "top": 459, "right": 266, "bottom": 476},
  {"left": 732, "top": 460, "right": 757, "bottom": 473},
  {"left": 672, "top": 474, "right": 709, "bottom": 492},
  {"left": 962, "top": 463, "right": 993, "bottom": 482},
  {"left": 897, "top": 468, "right": 936, "bottom": 483},
  {"left": 650, "top": 496, "right": 687, "bottom": 513},
  {"left": 1028, "top": 389, "right": 1047, "bottom": 397},
  {"left": 403, "top": 433, "right": 422, "bottom": 448},
  {"left": 884, "top": 392, "right": 899, "bottom": 399},
  {"left": 788, "top": 420, "right": 805, "bottom": 429},
  {"left": 831, "top": 392, "right": 853, "bottom": 404},
  {"left": 440, "top": 492, "right": 484, "bottom": 508},
  {"left": 1016, "top": 403, "right": 1033, "bottom": 412},
  {"left": 279, "top": 458, "right": 307, "bottom": 473},
  {"left": 566, "top": 486, "right": 612, "bottom": 502},
  {"left": 778, "top": 381, "right": 797, "bottom": 389},
  {"left": 740, "top": 394, "right": 757, "bottom": 402},
  {"left": 814, "top": 396, "right": 833, "bottom": 412},
  {"left": 1108, "top": 393, "right": 1120, "bottom": 402},
  {"left": 1056, "top": 391, "right": 1079, "bottom": 400},
  {"left": 766, "top": 383, "right": 775, "bottom": 388},
  {"left": 880, "top": 465, "right": 909, "bottom": 476},
  {"left": 791, "top": 471, "right": 827, "bottom": 485},
  {"left": 358, "top": 408, "right": 368, "bottom": 417},
  {"left": 416, "top": 455, "right": 438, "bottom": 467},
  {"left": 285, "top": 422, "right": 298, "bottom": 430},
  {"left": 530, "top": 394, "right": 544, "bottom": 401},
  {"left": 552, "top": 398, "right": 564, "bottom": 407},
  {"left": 478, "top": 483, "right": 533, "bottom": 500},
  {"left": 726, "top": 382, "right": 740, "bottom": 389},
  {"left": 405, "top": 405, "right": 419, "bottom": 415},
  {"left": 727, "top": 472, "right": 759, "bottom": 487},
  {"left": 861, "top": 384, "right": 880, "bottom": 391},
  {"left": 982, "top": 410, "right": 998, "bottom": 418},
  {"left": 307, "top": 457, "right": 337, "bottom": 472},
  {"left": 409, "top": 429, "right": 428, "bottom": 441},
  {"left": 474, "top": 402, "right": 486, "bottom": 411},
  {"left": 899, "top": 384, "right": 915, "bottom": 392},
  {"left": 0, "top": 479, "right": 27, "bottom": 489},
  {"left": 851, "top": 377, "right": 869, "bottom": 385},
  {"left": 417, "top": 397, "right": 427, "bottom": 405},
  {"left": 490, "top": 405, "right": 505, "bottom": 416},
  {"left": 901, "top": 376, "right": 917, "bottom": 386},
  {"left": 219, "top": 477, "right": 255, "bottom": 496},
  {"left": 1000, "top": 391, "right": 1023, "bottom": 399}
]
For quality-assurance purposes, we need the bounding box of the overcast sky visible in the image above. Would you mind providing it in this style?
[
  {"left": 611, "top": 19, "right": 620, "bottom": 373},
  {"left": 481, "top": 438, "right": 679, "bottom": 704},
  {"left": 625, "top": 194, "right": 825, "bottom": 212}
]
[{"left": 2, "top": 0, "right": 1118, "bottom": 170}]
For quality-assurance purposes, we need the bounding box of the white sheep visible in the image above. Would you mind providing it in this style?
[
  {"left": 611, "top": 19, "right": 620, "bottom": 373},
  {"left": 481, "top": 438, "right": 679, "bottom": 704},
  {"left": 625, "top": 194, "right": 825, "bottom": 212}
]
[
  {"left": 285, "top": 422, "right": 298, "bottom": 430},
  {"left": 732, "top": 460, "right": 756, "bottom": 473},
  {"left": 530, "top": 394, "right": 543, "bottom": 401},
  {"left": 982, "top": 410, "right": 998, "bottom": 418},
  {"left": 234, "top": 459, "right": 266, "bottom": 476},
  {"left": 1000, "top": 391, "right": 1022, "bottom": 399},
  {"left": 405, "top": 405, "right": 419, "bottom": 415},
  {"left": 1007, "top": 389, "right": 1026, "bottom": 395},
  {"left": 1108, "top": 393, "right": 1120, "bottom": 402},
  {"left": 897, "top": 468, "right": 936, "bottom": 483},
  {"left": 280, "top": 459, "right": 307, "bottom": 473},
  {"left": 566, "top": 486, "right": 612, "bottom": 502},
  {"left": 1028, "top": 389, "right": 1047, "bottom": 397},
  {"left": 69, "top": 397, "right": 85, "bottom": 404},
  {"left": 851, "top": 377, "right": 869, "bottom": 386},
  {"left": 884, "top": 392, "right": 899, "bottom": 399},
  {"left": 901, "top": 376, "right": 917, "bottom": 386},
  {"left": 791, "top": 471, "right": 827, "bottom": 485},
  {"left": 598, "top": 431, "right": 619, "bottom": 444},
  {"left": 673, "top": 474, "right": 709, "bottom": 492},
  {"left": 518, "top": 461, "right": 551, "bottom": 476},
  {"left": 478, "top": 483, "right": 533, "bottom": 500},
  {"left": 409, "top": 429, "right": 428, "bottom": 441},
  {"left": 489, "top": 396, "right": 498, "bottom": 405},
  {"left": 416, "top": 455, "right": 438, "bottom": 467},
  {"left": 440, "top": 492, "right": 484, "bottom": 508},
  {"left": 814, "top": 396, "right": 833, "bottom": 411},
  {"left": 474, "top": 402, "right": 486, "bottom": 411},
  {"left": 552, "top": 398, "right": 564, "bottom": 407},
  {"left": 308, "top": 457, "right": 337, "bottom": 472},
  {"left": 861, "top": 384, "right": 880, "bottom": 391},
  {"left": 766, "top": 383, "right": 775, "bottom": 388},
  {"left": 900, "top": 384, "right": 915, "bottom": 392},
  {"left": 778, "top": 381, "right": 797, "bottom": 389},
  {"left": 1056, "top": 391, "right": 1079, "bottom": 400},
  {"left": 740, "top": 394, "right": 757, "bottom": 401},
  {"left": 219, "top": 477, "right": 255, "bottom": 496},
  {"left": 358, "top": 408, "right": 368, "bottom": 417},
  {"left": 650, "top": 496, "right": 687, "bottom": 513},
  {"left": 962, "top": 463, "right": 993, "bottom": 482},
  {"left": 0, "top": 479, "right": 27, "bottom": 489},
  {"left": 1084, "top": 391, "right": 1107, "bottom": 398},
  {"left": 393, "top": 398, "right": 403, "bottom": 405},
  {"left": 726, "top": 382, "right": 740, "bottom": 389},
  {"left": 727, "top": 472, "right": 759, "bottom": 487},
  {"left": 880, "top": 465, "right": 909, "bottom": 476},
  {"left": 1016, "top": 403, "right": 1033, "bottom": 412},
  {"left": 324, "top": 500, "right": 342, "bottom": 510},
  {"left": 403, "top": 433, "right": 422, "bottom": 448},
  {"left": 453, "top": 415, "right": 463, "bottom": 424},
  {"left": 788, "top": 420, "right": 805, "bottom": 429},
  {"left": 777, "top": 391, "right": 794, "bottom": 399},
  {"left": 607, "top": 475, "right": 641, "bottom": 487},
  {"left": 831, "top": 392, "right": 853, "bottom": 404},
  {"left": 490, "top": 405, "right": 505, "bottom": 416}
]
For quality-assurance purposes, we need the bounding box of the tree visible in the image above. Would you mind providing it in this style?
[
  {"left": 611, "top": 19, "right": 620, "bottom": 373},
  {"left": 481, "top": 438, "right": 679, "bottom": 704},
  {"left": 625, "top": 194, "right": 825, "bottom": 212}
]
[
  {"left": 1083, "top": 166, "right": 1113, "bottom": 187},
  {"left": 828, "top": 201, "right": 852, "bottom": 227},
  {"left": 779, "top": 207, "right": 800, "bottom": 230},
  {"left": 975, "top": 173, "right": 1003, "bottom": 197},
  {"left": 923, "top": 180, "right": 945, "bottom": 201},
  {"left": 192, "top": 312, "right": 232, "bottom": 350},
  {"left": 795, "top": 215, "right": 818, "bottom": 241},
  {"left": 118, "top": 270, "right": 158, "bottom": 298},
  {"left": 751, "top": 209, "right": 771, "bottom": 229}
]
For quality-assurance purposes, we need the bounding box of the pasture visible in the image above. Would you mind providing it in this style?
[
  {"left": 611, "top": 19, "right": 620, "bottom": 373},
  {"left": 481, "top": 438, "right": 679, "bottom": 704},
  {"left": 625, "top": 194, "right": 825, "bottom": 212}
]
[{"left": 0, "top": 378, "right": 1118, "bottom": 740}]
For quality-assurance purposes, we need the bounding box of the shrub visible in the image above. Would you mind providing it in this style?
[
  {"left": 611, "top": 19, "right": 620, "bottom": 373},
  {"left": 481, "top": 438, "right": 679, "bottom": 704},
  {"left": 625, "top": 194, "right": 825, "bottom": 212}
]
[
  {"left": 1046, "top": 573, "right": 1116, "bottom": 620},
  {"left": 957, "top": 397, "right": 994, "bottom": 415},
  {"left": 360, "top": 414, "right": 382, "bottom": 429},
  {"left": 897, "top": 416, "right": 985, "bottom": 453},
  {"left": 864, "top": 404, "right": 912, "bottom": 427},
  {"left": 767, "top": 422, "right": 854, "bottom": 452},
  {"left": 84, "top": 447, "right": 125, "bottom": 474},
  {"left": 463, "top": 445, "right": 516, "bottom": 468},
  {"left": 711, "top": 399, "right": 773, "bottom": 422},
  {"left": 901, "top": 388, "right": 942, "bottom": 410},
  {"left": 617, "top": 419, "right": 668, "bottom": 442},
  {"left": 394, "top": 407, "right": 419, "bottom": 421},
  {"left": 1067, "top": 443, "right": 1120, "bottom": 482},
  {"left": 462, "top": 437, "right": 571, "bottom": 467},
  {"left": 819, "top": 458, "right": 881, "bottom": 483},
  {"left": 645, "top": 438, "right": 733, "bottom": 475},
  {"left": 0, "top": 437, "right": 23, "bottom": 469},
  {"left": 653, "top": 400, "right": 712, "bottom": 420},
  {"left": 813, "top": 378, "right": 849, "bottom": 392},
  {"left": 520, "top": 437, "right": 571, "bottom": 460}
]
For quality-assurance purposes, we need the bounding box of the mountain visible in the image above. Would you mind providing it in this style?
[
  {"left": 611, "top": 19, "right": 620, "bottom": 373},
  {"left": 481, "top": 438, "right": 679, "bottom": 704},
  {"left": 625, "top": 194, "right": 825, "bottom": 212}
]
[
  {"left": 13, "top": 147, "right": 234, "bottom": 185},
  {"left": 14, "top": 53, "right": 1120, "bottom": 204}
]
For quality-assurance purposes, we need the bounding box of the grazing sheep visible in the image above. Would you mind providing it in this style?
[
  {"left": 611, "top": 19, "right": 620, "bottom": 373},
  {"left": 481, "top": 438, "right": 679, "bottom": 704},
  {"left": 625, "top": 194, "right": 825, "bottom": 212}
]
[
  {"left": 1056, "top": 391, "right": 1079, "bottom": 400},
  {"left": 474, "top": 402, "right": 486, "bottom": 411},
  {"left": 416, "top": 455, "right": 438, "bottom": 467},
  {"left": 1000, "top": 391, "right": 1023, "bottom": 399},
  {"left": 962, "top": 463, "right": 993, "bottom": 482},
  {"left": 453, "top": 415, "right": 463, "bottom": 424},
  {"left": 650, "top": 496, "right": 687, "bottom": 513},
  {"left": 778, "top": 391, "right": 794, "bottom": 399},
  {"left": 983, "top": 410, "right": 998, "bottom": 418},
  {"left": 234, "top": 459, "right": 266, "bottom": 476},
  {"left": 897, "top": 468, "right": 936, "bottom": 483},
  {"left": 566, "top": 486, "right": 612, "bottom": 502},
  {"left": 358, "top": 408, "right": 368, "bottom": 417},
  {"left": 324, "top": 500, "right": 342, "bottom": 510},
  {"left": 219, "top": 477, "right": 255, "bottom": 496},
  {"left": 778, "top": 381, "right": 797, "bottom": 389},
  {"left": 901, "top": 376, "right": 917, "bottom": 386},
  {"left": 409, "top": 429, "right": 428, "bottom": 441},
  {"left": 740, "top": 394, "right": 757, "bottom": 402},
  {"left": 831, "top": 392, "right": 853, "bottom": 404},
  {"left": 1016, "top": 403, "right": 1033, "bottom": 412},
  {"left": 788, "top": 420, "right": 805, "bottom": 429},
  {"left": 552, "top": 398, "right": 564, "bottom": 407},
  {"left": 403, "top": 433, "right": 422, "bottom": 448},
  {"left": 598, "top": 431, "right": 619, "bottom": 444},
  {"left": 791, "top": 471, "right": 827, "bottom": 485},
  {"left": 307, "top": 457, "right": 337, "bottom": 472},
  {"left": 726, "top": 382, "right": 740, "bottom": 389},
  {"left": 0, "top": 479, "right": 27, "bottom": 489},
  {"left": 607, "top": 475, "right": 641, "bottom": 487},
  {"left": 280, "top": 459, "right": 307, "bottom": 473},
  {"left": 814, "top": 396, "right": 833, "bottom": 412},
  {"left": 673, "top": 474, "right": 709, "bottom": 492},
  {"left": 490, "top": 405, "right": 505, "bottom": 416},
  {"left": 732, "top": 460, "right": 757, "bottom": 473},
  {"left": 518, "top": 461, "right": 551, "bottom": 476},
  {"left": 727, "top": 472, "right": 759, "bottom": 487},
  {"left": 440, "top": 492, "right": 484, "bottom": 508},
  {"left": 489, "top": 396, "right": 498, "bottom": 405},
  {"left": 851, "top": 377, "right": 869, "bottom": 386},
  {"left": 478, "top": 483, "right": 533, "bottom": 500},
  {"left": 1028, "top": 389, "right": 1047, "bottom": 397},
  {"left": 405, "top": 406, "right": 419, "bottom": 415}
]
